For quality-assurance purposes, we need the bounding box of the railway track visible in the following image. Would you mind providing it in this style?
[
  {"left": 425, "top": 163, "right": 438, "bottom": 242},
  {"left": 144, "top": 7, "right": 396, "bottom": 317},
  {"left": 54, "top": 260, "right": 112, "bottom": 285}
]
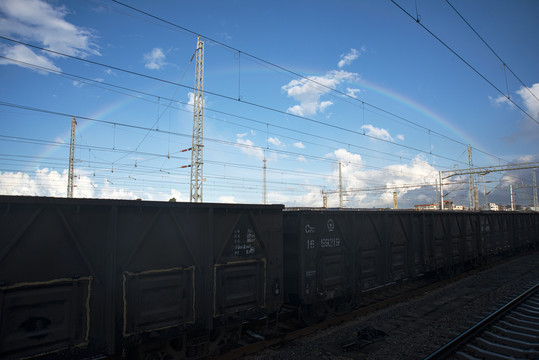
[
  {"left": 229, "top": 251, "right": 539, "bottom": 360},
  {"left": 425, "top": 282, "right": 539, "bottom": 360},
  {"left": 213, "top": 256, "right": 527, "bottom": 360},
  {"left": 211, "top": 277, "right": 439, "bottom": 360}
]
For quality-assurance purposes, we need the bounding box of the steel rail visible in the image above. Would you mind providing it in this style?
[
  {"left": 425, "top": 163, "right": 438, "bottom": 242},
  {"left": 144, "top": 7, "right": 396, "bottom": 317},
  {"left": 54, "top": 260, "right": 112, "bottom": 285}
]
[{"left": 423, "top": 282, "right": 539, "bottom": 360}]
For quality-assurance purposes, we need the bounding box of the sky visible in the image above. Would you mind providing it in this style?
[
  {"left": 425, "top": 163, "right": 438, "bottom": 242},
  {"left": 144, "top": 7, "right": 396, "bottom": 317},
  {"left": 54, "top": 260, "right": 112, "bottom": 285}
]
[{"left": 0, "top": 0, "right": 538, "bottom": 209}]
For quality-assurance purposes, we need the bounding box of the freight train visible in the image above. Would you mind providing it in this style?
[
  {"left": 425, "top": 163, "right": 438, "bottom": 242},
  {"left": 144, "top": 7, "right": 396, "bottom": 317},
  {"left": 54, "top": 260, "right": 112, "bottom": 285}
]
[{"left": 0, "top": 196, "right": 537, "bottom": 359}]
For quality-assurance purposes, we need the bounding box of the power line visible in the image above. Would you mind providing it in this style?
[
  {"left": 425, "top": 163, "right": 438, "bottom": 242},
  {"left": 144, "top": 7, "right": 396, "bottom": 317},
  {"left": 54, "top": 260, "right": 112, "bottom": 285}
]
[
  {"left": 108, "top": 0, "right": 504, "bottom": 156},
  {"left": 1, "top": 55, "right": 419, "bottom": 166},
  {"left": 445, "top": 0, "right": 539, "bottom": 105},
  {"left": 0, "top": 35, "right": 470, "bottom": 165},
  {"left": 390, "top": 0, "right": 539, "bottom": 125},
  {"left": 0, "top": 129, "right": 428, "bottom": 186}
]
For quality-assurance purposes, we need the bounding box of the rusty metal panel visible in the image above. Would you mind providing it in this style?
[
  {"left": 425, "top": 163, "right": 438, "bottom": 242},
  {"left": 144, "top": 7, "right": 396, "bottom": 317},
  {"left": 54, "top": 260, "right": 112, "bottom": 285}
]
[{"left": 0, "top": 278, "right": 91, "bottom": 359}]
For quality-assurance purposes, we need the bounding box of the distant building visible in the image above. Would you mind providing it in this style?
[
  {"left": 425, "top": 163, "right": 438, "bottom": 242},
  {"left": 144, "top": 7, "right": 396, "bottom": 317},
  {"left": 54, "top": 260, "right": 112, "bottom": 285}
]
[
  {"left": 414, "top": 201, "right": 453, "bottom": 211},
  {"left": 489, "top": 203, "right": 500, "bottom": 211},
  {"left": 414, "top": 203, "right": 438, "bottom": 210},
  {"left": 453, "top": 205, "right": 464, "bottom": 211}
]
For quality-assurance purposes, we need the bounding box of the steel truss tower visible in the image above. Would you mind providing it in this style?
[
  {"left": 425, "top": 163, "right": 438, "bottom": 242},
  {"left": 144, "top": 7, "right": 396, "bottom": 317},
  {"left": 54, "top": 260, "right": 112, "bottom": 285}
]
[
  {"left": 67, "top": 116, "right": 76, "bottom": 198},
  {"left": 190, "top": 36, "right": 204, "bottom": 202},
  {"left": 439, "top": 161, "right": 539, "bottom": 210}
]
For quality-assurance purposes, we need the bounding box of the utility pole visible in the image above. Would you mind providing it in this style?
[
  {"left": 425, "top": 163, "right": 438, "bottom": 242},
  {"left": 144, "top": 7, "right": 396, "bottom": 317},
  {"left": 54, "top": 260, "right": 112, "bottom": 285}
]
[
  {"left": 482, "top": 175, "right": 488, "bottom": 210},
  {"left": 393, "top": 191, "right": 398, "bottom": 209},
  {"left": 67, "top": 116, "right": 76, "bottom": 198},
  {"left": 439, "top": 172, "right": 444, "bottom": 210},
  {"left": 338, "top": 161, "right": 343, "bottom": 208},
  {"left": 510, "top": 184, "right": 515, "bottom": 211},
  {"left": 467, "top": 145, "right": 476, "bottom": 210},
  {"left": 263, "top": 156, "right": 267, "bottom": 204},
  {"left": 533, "top": 171, "right": 538, "bottom": 210},
  {"left": 190, "top": 36, "right": 204, "bottom": 202}
]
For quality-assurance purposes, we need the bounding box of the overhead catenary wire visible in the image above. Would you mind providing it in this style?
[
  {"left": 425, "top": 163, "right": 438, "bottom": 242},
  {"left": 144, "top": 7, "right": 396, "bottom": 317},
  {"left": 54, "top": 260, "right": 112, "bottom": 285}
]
[
  {"left": 0, "top": 123, "right": 432, "bottom": 185},
  {"left": 445, "top": 0, "right": 539, "bottom": 105},
  {"left": 3, "top": 54, "right": 426, "bottom": 166},
  {"left": 390, "top": 0, "right": 539, "bottom": 125},
  {"left": 0, "top": 37, "right": 474, "bottom": 167},
  {"left": 0, "top": 1, "right": 528, "bottom": 204},
  {"left": 0, "top": 100, "right": 503, "bottom": 206},
  {"left": 108, "top": 0, "right": 510, "bottom": 160}
]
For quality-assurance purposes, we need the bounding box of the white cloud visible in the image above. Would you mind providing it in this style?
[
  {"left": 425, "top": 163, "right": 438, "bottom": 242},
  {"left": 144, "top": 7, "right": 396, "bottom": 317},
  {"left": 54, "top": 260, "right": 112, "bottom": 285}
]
[
  {"left": 235, "top": 133, "right": 264, "bottom": 160},
  {"left": 268, "top": 137, "right": 282, "bottom": 147},
  {"left": 99, "top": 181, "right": 138, "bottom": 199},
  {"left": 144, "top": 47, "right": 166, "bottom": 70},
  {"left": 282, "top": 70, "right": 359, "bottom": 117},
  {"left": 361, "top": 124, "right": 394, "bottom": 141},
  {"left": 396, "top": 134, "right": 405, "bottom": 141},
  {"left": 516, "top": 83, "right": 539, "bottom": 119},
  {"left": 0, "top": 0, "right": 99, "bottom": 72},
  {"left": 0, "top": 168, "right": 188, "bottom": 202},
  {"left": 346, "top": 87, "right": 361, "bottom": 98},
  {"left": 0, "top": 168, "right": 93, "bottom": 198},
  {"left": 338, "top": 48, "right": 360, "bottom": 68},
  {"left": 334, "top": 148, "right": 363, "bottom": 165},
  {"left": 317, "top": 151, "right": 439, "bottom": 208},
  {"left": 293, "top": 141, "right": 305, "bottom": 149},
  {"left": 186, "top": 91, "right": 206, "bottom": 109},
  {"left": 297, "top": 155, "right": 306, "bottom": 162},
  {"left": 218, "top": 195, "right": 237, "bottom": 203},
  {"left": 496, "top": 83, "right": 539, "bottom": 142},
  {"left": 319, "top": 100, "right": 333, "bottom": 112},
  {"left": 0, "top": 44, "right": 61, "bottom": 73},
  {"left": 489, "top": 94, "right": 511, "bottom": 107},
  {"left": 187, "top": 92, "right": 195, "bottom": 106}
]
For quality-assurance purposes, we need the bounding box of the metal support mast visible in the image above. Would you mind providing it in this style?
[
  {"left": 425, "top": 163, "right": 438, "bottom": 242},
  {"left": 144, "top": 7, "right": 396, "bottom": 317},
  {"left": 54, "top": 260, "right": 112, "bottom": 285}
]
[
  {"left": 533, "top": 171, "right": 538, "bottom": 210},
  {"left": 440, "top": 172, "right": 444, "bottom": 210},
  {"left": 338, "top": 161, "right": 343, "bottom": 208},
  {"left": 67, "top": 116, "right": 76, "bottom": 198},
  {"left": 190, "top": 36, "right": 204, "bottom": 202},
  {"left": 467, "top": 145, "right": 476, "bottom": 210},
  {"left": 263, "top": 156, "right": 267, "bottom": 204},
  {"left": 510, "top": 184, "right": 515, "bottom": 211}
]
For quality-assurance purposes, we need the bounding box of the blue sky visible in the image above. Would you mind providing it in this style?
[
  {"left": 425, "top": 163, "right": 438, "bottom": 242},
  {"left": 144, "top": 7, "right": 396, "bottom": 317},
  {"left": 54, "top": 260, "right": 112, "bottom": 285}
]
[{"left": 0, "top": 0, "right": 538, "bottom": 208}]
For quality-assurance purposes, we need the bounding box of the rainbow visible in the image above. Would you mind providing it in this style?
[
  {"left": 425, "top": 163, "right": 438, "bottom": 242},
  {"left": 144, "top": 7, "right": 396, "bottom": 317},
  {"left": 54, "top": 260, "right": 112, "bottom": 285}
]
[
  {"left": 35, "top": 96, "right": 133, "bottom": 169},
  {"left": 352, "top": 78, "right": 484, "bottom": 151},
  {"left": 34, "top": 67, "right": 486, "bottom": 170}
]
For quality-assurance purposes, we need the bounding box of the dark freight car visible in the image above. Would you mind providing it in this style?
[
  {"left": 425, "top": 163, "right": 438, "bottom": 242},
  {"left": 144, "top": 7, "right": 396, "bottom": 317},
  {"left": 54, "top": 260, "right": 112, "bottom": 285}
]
[
  {"left": 0, "top": 196, "right": 283, "bottom": 359},
  {"left": 283, "top": 210, "right": 425, "bottom": 322},
  {"left": 282, "top": 209, "right": 539, "bottom": 323}
]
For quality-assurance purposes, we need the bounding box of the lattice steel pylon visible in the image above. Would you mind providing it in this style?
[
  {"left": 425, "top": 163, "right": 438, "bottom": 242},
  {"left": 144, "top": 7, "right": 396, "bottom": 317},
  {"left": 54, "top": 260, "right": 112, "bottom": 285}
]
[
  {"left": 67, "top": 116, "right": 76, "bottom": 198},
  {"left": 190, "top": 36, "right": 204, "bottom": 202}
]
